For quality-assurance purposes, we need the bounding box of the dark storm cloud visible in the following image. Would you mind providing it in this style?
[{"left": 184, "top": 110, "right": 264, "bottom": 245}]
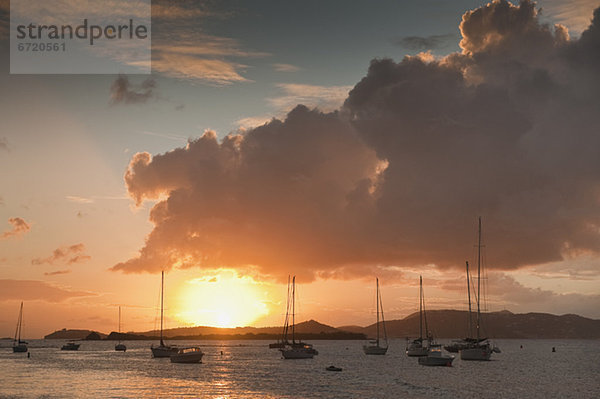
[
  {"left": 112, "top": 1, "right": 600, "bottom": 280},
  {"left": 109, "top": 75, "right": 157, "bottom": 105},
  {"left": 395, "top": 34, "right": 455, "bottom": 51}
]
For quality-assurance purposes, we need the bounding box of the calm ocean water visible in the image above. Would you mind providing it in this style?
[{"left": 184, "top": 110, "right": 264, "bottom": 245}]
[{"left": 1, "top": 339, "right": 598, "bottom": 398}]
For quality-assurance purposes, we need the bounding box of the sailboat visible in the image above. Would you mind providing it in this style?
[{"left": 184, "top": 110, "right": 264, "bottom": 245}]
[
  {"left": 363, "top": 277, "right": 388, "bottom": 355},
  {"left": 13, "top": 302, "right": 28, "bottom": 353},
  {"left": 269, "top": 276, "right": 292, "bottom": 349},
  {"left": 444, "top": 261, "right": 480, "bottom": 353},
  {"left": 115, "top": 306, "right": 127, "bottom": 352},
  {"left": 279, "top": 276, "right": 317, "bottom": 359},
  {"left": 151, "top": 271, "right": 178, "bottom": 358},
  {"left": 406, "top": 276, "right": 430, "bottom": 357},
  {"left": 460, "top": 217, "right": 500, "bottom": 361}
]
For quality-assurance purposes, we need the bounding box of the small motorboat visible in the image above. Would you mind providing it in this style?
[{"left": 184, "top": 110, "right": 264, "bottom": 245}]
[
  {"left": 326, "top": 365, "right": 342, "bottom": 372},
  {"left": 170, "top": 347, "right": 204, "bottom": 363},
  {"left": 61, "top": 342, "right": 80, "bottom": 351},
  {"left": 418, "top": 344, "right": 455, "bottom": 367}
]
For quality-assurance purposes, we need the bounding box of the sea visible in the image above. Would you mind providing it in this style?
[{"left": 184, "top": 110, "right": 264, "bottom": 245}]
[{"left": 1, "top": 339, "right": 598, "bottom": 398}]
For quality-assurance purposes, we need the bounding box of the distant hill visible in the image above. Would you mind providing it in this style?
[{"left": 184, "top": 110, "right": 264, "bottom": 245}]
[
  {"left": 138, "top": 319, "right": 340, "bottom": 337},
  {"left": 45, "top": 328, "right": 107, "bottom": 340},
  {"left": 352, "top": 310, "right": 600, "bottom": 339},
  {"left": 43, "top": 311, "right": 600, "bottom": 340}
]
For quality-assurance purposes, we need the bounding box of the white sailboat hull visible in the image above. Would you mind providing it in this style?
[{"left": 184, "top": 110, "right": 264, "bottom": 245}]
[
  {"left": 152, "top": 345, "right": 178, "bottom": 358},
  {"left": 363, "top": 345, "right": 388, "bottom": 355},
  {"left": 406, "top": 341, "right": 429, "bottom": 357},
  {"left": 460, "top": 344, "right": 493, "bottom": 361},
  {"left": 170, "top": 347, "right": 203, "bottom": 363},
  {"left": 419, "top": 354, "right": 454, "bottom": 366},
  {"left": 280, "top": 347, "right": 314, "bottom": 359}
]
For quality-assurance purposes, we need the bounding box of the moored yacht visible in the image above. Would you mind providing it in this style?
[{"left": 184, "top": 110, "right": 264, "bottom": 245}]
[
  {"left": 151, "top": 271, "right": 178, "bottom": 358},
  {"left": 279, "top": 276, "right": 317, "bottom": 359},
  {"left": 170, "top": 347, "right": 204, "bottom": 363},
  {"left": 418, "top": 344, "right": 455, "bottom": 367},
  {"left": 12, "top": 302, "right": 28, "bottom": 353},
  {"left": 459, "top": 217, "right": 500, "bottom": 361},
  {"left": 406, "top": 276, "right": 431, "bottom": 357},
  {"left": 362, "top": 277, "right": 388, "bottom": 355}
]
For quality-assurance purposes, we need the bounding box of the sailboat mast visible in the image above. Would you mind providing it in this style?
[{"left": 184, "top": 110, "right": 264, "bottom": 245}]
[
  {"left": 376, "top": 278, "right": 380, "bottom": 345},
  {"left": 14, "top": 301, "right": 23, "bottom": 343},
  {"left": 419, "top": 275, "right": 423, "bottom": 340},
  {"left": 291, "top": 276, "right": 296, "bottom": 343},
  {"left": 466, "top": 261, "right": 472, "bottom": 338},
  {"left": 476, "top": 217, "right": 482, "bottom": 341},
  {"left": 160, "top": 271, "right": 164, "bottom": 345},
  {"left": 379, "top": 280, "right": 387, "bottom": 343}
]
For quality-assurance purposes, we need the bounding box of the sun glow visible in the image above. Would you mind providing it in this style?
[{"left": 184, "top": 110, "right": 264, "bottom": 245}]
[{"left": 175, "top": 272, "right": 270, "bottom": 328}]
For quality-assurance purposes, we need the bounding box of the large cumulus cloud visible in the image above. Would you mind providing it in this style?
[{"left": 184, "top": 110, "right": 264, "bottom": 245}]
[{"left": 112, "top": 1, "right": 600, "bottom": 280}]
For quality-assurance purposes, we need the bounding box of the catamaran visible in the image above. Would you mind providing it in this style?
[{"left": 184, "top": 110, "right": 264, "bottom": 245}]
[
  {"left": 406, "top": 276, "right": 431, "bottom": 357},
  {"left": 279, "top": 276, "right": 317, "bottom": 359},
  {"left": 151, "top": 271, "right": 178, "bottom": 358},
  {"left": 13, "top": 302, "right": 28, "bottom": 353},
  {"left": 115, "top": 306, "right": 127, "bottom": 352},
  {"left": 460, "top": 217, "right": 501, "bottom": 361},
  {"left": 363, "top": 277, "right": 388, "bottom": 355}
]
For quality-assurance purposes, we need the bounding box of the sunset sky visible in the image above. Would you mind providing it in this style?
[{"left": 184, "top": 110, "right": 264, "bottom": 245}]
[{"left": 1, "top": 0, "right": 600, "bottom": 338}]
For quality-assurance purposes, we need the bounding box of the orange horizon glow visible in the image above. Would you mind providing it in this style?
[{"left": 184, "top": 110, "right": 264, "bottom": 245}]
[{"left": 173, "top": 272, "right": 271, "bottom": 328}]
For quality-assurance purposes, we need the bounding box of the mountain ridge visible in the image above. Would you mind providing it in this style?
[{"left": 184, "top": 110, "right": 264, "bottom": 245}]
[{"left": 44, "top": 310, "right": 600, "bottom": 339}]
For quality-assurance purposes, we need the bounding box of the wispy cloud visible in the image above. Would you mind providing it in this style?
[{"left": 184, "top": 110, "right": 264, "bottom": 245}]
[
  {"left": 269, "top": 83, "right": 353, "bottom": 112},
  {"left": 273, "top": 63, "right": 301, "bottom": 72},
  {"left": 150, "top": 4, "right": 268, "bottom": 84},
  {"left": 1, "top": 218, "right": 30, "bottom": 240},
  {"left": 44, "top": 270, "right": 71, "bottom": 276},
  {"left": 236, "top": 116, "right": 274, "bottom": 129},
  {"left": 541, "top": 0, "right": 598, "bottom": 35},
  {"left": 151, "top": 52, "right": 251, "bottom": 85},
  {"left": 32, "top": 243, "right": 91, "bottom": 265},
  {"left": 66, "top": 195, "right": 94, "bottom": 204},
  {"left": 0, "top": 279, "right": 95, "bottom": 302}
]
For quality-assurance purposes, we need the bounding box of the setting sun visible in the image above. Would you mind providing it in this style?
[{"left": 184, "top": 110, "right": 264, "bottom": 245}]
[{"left": 175, "top": 272, "right": 270, "bottom": 328}]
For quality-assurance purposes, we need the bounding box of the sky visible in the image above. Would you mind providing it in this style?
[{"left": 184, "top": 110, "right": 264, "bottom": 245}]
[{"left": 1, "top": 0, "right": 600, "bottom": 338}]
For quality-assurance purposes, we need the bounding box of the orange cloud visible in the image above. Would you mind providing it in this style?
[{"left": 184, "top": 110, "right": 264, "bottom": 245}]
[
  {"left": 32, "top": 243, "right": 91, "bottom": 265},
  {"left": 0, "top": 279, "right": 95, "bottom": 302},
  {"left": 44, "top": 270, "right": 72, "bottom": 276},
  {"left": 1, "top": 217, "right": 30, "bottom": 239}
]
